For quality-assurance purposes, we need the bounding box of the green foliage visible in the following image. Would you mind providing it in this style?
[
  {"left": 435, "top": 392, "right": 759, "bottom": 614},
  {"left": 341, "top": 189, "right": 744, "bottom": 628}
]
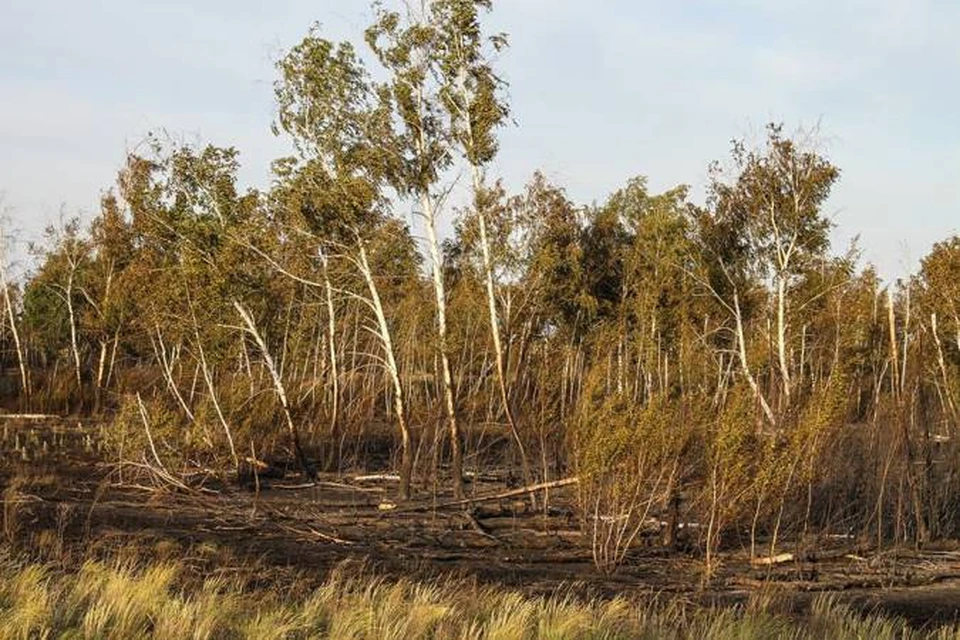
[
  {"left": 574, "top": 394, "right": 691, "bottom": 482},
  {"left": 105, "top": 395, "right": 195, "bottom": 468},
  {"left": 707, "top": 386, "right": 764, "bottom": 507},
  {"left": 708, "top": 123, "right": 840, "bottom": 281},
  {"left": 431, "top": 0, "right": 510, "bottom": 167},
  {"left": 21, "top": 277, "right": 70, "bottom": 359},
  {"left": 917, "top": 236, "right": 960, "bottom": 372},
  {"left": 513, "top": 173, "right": 592, "bottom": 333}
]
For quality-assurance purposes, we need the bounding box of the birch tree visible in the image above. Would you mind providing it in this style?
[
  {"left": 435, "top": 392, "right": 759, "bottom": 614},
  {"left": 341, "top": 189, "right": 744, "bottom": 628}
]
[
  {"left": 29, "top": 217, "right": 90, "bottom": 399},
  {"left": 365, "top": 2, "right": 466, "bottom": 495},
  {"left": 0, "top": 216, "right": 28, "bottom": 400},
  {"left": 710, "top": 125, "right": 839, "bottom": 407},
  {"left": 427, "top": 0, "right": 536, "bottom": 488},
  {"left": 353, "top": 228, "right": 416, "bottom": 499},
  {"left": 275, "top": 28, "right": 419, "bottom": 490},
  {"left": 916, "top": 237, "right": 960, "bottom": 430},
  {"left": 235, "top": 300, "right": 313, "bottom": 478}
]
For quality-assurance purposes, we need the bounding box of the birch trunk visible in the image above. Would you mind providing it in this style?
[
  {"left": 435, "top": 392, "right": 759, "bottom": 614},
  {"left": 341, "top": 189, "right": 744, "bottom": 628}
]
[
  {"left": 887, "top": 290, "right": 901, "bottom": 402},
  {"left": 153, "top": 325, "right": 195, "bottom": 422},
  {"left": 234, "top": 301, "right": 312, "bottom": 479},
  {"left": 472, "top": 164, "right": 535, "bottom": 496},
  {"left": 356, "top": 240, "right": 413, "bottom": 500},
  {"left": 319, "top": 250, "right": 341, "bottom": 471},
  {"left": 734, "top": 291, "right": 776, "bottom": 427},
  {"left": 932, "top": 313, "right": 958, "bottom": 429},
  {"left": 446, "top": 44, "right": 534, "bottom": 496},
  {"left": 776, "top": 274, "right": 791, "bottom": 400},
  {"left": 189, "top": 304, "right": 239, "bottom": 471},
  {"left": 66, "top": 268, "right": 82, "bottom": 391},
  {"left": 421, "top": 191, "right": 464, "bottom": 498},
  {"left": 0, "top": 226, "right": 27, "bottom": 399},
  {"left": 409, "top": 76, "right": 464, "bottom": 497}
]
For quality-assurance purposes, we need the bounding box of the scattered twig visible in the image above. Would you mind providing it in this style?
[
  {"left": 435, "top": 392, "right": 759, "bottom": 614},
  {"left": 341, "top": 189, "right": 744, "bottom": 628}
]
[
  {"left": 136, "top": 393, "right": 167, "bottom": 472},
  {"left": 0, "top": 494, "right": 44, "bottom": 505},
  {"left": 118, "top": 460, "right": 195, "bottom": 495},
  {"left": 394, "top": 477, "right": 580, "bottom": 513},
  {"left": 277, "top": 523, "right": 353, "bottom": 546},
  {"left": 462, "top": 510, "right": 498, "bottom": 541}
]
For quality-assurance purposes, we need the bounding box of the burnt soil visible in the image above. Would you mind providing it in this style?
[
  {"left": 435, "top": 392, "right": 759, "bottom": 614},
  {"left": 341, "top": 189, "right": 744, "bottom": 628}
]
[{"left": 4, "top": 418, "right": 960, "bottom": 628}]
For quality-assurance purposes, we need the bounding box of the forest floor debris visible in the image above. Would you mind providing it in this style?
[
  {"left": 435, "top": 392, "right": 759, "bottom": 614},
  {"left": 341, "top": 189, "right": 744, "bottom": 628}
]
[{"left": 5, "top": 419, "right": 960, "bottom": 629}]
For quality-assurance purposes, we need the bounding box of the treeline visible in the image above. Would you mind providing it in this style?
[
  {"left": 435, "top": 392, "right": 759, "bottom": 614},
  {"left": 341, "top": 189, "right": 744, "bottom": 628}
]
[{"left": 2, "top": 0, "right": 960, "bottom": 572}]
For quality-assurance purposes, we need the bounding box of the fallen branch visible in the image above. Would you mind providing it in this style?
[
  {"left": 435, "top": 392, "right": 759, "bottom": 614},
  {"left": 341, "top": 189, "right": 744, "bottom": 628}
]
[
  {"left": 394, "top": 477, "right": 579, "bottom": 513},
  {"left": 353, "top": 474, "right": 400, "bottom": 483},
  {"left": 119, "top": 460, "right": 195, "bottom": 495},
  {"left": 751, "top": 548, "right": 872, "bottom": 566},
  {"left": 0, "top": 495, "right": 45, "bottom": 505},
  {"left": 316, "top": 481, "right": 384, "bottom": 493},
  {"left": 277, "top": 523, "right": 353, "bottom": 546},
  {"left": 462, "top": 511, "right": 498, "bottom": 541},
  {"left": 136, "top": 393, "right": 167, "bottom": 473},
  {"left": 271, "top": 483, "right": 317, "bottom": 490},
  {"left": 751, "top": 553, "right": 795, "bottom": 566},
  {"left": 0, "top": 414, "right": 62, "bottom": 421},
  {"left": 109, "top": 483, "right": 166, "bottom": 494},
  {"left": 531, "top": 530, "right": 583, "bottom": 540}
]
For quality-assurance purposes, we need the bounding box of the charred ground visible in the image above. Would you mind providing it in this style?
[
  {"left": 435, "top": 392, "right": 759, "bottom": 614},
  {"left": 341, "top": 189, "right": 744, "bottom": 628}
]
[{"left": 5, "top": 418, "right": 960, "bottom": 630}]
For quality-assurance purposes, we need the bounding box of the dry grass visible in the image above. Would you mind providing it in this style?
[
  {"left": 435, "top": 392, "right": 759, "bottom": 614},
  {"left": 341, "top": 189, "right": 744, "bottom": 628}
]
[{"left": 1, "top": 552, "right": 959, "bottom": 639}]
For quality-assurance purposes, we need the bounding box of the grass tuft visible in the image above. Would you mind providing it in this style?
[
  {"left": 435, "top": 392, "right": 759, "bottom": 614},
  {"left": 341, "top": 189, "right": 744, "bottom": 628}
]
[{"left": 0, "top": 553, "right": 954, "bottom": 639}]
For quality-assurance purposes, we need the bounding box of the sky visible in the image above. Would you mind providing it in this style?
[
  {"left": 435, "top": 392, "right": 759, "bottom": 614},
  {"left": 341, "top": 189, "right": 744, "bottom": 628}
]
[{"left": 1, "top": 0, "right": 958, "bottom": 281}]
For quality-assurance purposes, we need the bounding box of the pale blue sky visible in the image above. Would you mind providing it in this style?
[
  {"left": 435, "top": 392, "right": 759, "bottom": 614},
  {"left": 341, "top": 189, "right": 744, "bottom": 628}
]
[{"left": 1, "top": 0, "right": 958, "bottom": 279}]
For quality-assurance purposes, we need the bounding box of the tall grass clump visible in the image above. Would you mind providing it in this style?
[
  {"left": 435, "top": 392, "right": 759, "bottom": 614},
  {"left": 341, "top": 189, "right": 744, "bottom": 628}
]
[{"left": 0, "top": 554, "right": 958, "bottom": 639}]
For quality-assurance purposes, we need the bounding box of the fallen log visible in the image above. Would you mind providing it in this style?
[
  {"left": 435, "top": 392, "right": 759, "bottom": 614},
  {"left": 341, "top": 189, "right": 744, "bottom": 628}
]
[
  {"left": 354, "top": 474, "right": 401, "bottom": 483},
  {"left": 394, "top": 477, "right": 579, "bottom": 513},
  {"left": 751, "top": 553, "right": 795, "bottom": 566},
  {"left": 750, "top": 547, "right": 870, "bottom": 567},
  {"left": 315, "top": 481, "right": 384, "bottom": 493},
  {"left": 271, "top": 483, "right": 317, "bottom": 490}
]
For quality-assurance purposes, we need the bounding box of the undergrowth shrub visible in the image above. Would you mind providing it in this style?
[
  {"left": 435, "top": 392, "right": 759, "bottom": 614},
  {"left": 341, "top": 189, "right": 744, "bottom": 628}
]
[{"left": 573, "top": 389, "right": 698, "bottom": 573}]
